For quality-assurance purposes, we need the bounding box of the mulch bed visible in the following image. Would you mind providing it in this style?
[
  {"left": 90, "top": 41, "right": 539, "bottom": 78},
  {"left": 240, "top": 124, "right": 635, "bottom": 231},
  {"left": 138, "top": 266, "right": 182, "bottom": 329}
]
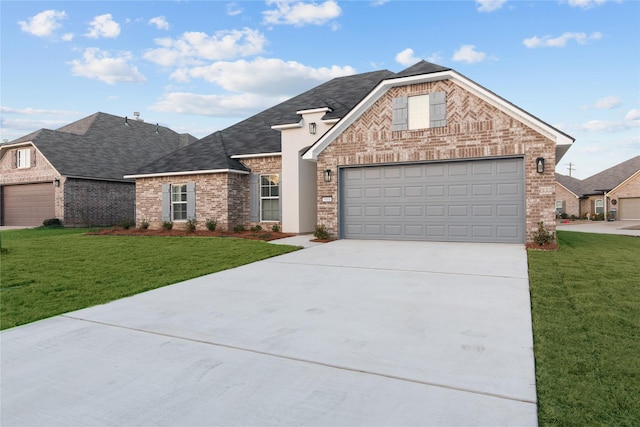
[
  {"left": 526, "top": 242, "right": 558, "bottom": 251},
  {"left": 85, "top": 228, "right": 296, "bottom": 242}
]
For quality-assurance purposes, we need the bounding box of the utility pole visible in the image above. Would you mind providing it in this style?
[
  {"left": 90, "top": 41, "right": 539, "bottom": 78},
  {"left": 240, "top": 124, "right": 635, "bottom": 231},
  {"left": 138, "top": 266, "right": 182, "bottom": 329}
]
[{"left": 566, "top": 162, "right": 575, "bottom": 177}]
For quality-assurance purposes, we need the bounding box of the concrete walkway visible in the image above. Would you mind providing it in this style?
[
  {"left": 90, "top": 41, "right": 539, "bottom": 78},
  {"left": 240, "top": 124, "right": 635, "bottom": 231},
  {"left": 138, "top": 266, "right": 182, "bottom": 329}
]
[
  {"left": 556, "top": 219, "right": 640, "bottom": 236},
  {"left": 1, "top": 240, "right": 536, "bottom": 426}
]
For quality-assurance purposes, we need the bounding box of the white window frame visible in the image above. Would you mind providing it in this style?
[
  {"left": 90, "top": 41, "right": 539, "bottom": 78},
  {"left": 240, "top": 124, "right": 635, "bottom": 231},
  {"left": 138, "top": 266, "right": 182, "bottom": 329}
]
[
  {"left": 555, "top": 200, "right": 564, "bottom": 214},
  {"left": 171, "top": 184, "right": 188, "bottom": 221},
  {"left": 17, "top": 149, "right": 31, "bottom": 169},
  {"left": 595, "top": 199, "right": 604, "bottom": 214},
  {"left": 260, "top": 174, "right": 280, "bottom": 222},
  {"left": 408, "top": 94, "right": 430, "bottom": 130}
]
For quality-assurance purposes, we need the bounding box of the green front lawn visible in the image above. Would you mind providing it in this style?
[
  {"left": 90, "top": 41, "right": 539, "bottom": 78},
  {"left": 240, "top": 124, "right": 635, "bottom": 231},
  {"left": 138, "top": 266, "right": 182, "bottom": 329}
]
[
  {"left": 0, "top": 227, "right": 299, "bottom": 330},
  {"left": 528, "top": 231, "right": 640, "bottom": 426}
]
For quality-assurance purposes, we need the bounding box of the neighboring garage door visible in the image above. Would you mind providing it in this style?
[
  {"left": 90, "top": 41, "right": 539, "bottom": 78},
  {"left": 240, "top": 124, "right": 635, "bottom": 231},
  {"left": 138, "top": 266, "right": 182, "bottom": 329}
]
[
  {"left": 618, "top": 197, "right": 640, "bottom": 220},
  {"left": 340, "top": 158, "right": 525, "bottom": 243},
  {"left": 2, "top": 183, "right": 55, "bottom": 226}
]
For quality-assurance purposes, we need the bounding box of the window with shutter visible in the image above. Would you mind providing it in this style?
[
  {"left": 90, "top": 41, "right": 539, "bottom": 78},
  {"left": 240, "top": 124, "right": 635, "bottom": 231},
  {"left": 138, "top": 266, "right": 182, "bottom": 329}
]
[{"left": 392, "top": 91, "right": 447, "bottom": 131}]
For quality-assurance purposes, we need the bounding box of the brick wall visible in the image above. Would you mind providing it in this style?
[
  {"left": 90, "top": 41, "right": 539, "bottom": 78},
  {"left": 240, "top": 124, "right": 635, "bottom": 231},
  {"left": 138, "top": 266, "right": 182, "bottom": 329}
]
[
  {"left": 316, "top": 79, "right": 557, "bottom": 244},
  {"left": 610, "top": 172, "right": 640, "bottom": 200},
  {"left": 238, "top": 156, "right": 282, "bottom": 228},
  {"left": 555, "top": 184, "right": 581, "bottom": 217},
  {"left": 63, "top": 178, "right": 135, "bottom": 226}
]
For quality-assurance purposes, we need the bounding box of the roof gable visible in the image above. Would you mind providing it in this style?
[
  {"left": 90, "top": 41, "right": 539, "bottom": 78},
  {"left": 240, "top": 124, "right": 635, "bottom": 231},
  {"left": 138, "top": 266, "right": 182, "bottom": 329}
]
[{"left": 303, "top": 61, "right": 575, "bottom": 161}]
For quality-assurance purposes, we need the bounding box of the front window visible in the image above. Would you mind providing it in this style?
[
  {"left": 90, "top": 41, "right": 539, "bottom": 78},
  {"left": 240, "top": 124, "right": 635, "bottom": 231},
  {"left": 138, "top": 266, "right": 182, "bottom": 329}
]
[
  {"left": 261, "top": 174, "right": 280, "bottom": 221},
  {"left": 17, "top": 149, "right": 30, "bottom": 168},
  {"left": 408, "top": 94, "right": 430, "bottom": 130},
  {"left": 556, "top": 201, "right": 564, "bottom": 215},
  {"left": 172, "top": 184, "right": 187, "bottom": 220},
  {"left": 595, "top": 199, "right": 604, "bottom": 214}
]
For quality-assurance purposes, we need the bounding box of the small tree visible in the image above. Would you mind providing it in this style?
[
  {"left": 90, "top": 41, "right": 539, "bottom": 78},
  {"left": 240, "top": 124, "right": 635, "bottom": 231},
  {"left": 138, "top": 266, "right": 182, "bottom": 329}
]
[{"left": 532, "top": 221, "right": 555, "bottom": 246}]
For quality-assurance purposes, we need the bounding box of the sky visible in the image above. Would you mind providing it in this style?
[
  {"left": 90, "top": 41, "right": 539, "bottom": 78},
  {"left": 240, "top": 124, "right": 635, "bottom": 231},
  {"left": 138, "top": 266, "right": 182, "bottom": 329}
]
[{"left": 1, "top": 0, "right": 638, "bottom": 179}]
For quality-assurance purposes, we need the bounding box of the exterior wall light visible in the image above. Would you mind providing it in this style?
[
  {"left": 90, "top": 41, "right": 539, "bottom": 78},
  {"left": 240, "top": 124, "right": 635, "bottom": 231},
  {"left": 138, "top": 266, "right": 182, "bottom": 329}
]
[
  {"left": 324, "top": 169, "right": 332, "bottom": 182},
  {"left": 536, "top": 157, "right": 545, "bottom": 174},
  {"left": 309, "top": 122, "right": 317, "bottom": 134},
  {"left": 54, "top": 178, "right": 60, "bottom": 187}
]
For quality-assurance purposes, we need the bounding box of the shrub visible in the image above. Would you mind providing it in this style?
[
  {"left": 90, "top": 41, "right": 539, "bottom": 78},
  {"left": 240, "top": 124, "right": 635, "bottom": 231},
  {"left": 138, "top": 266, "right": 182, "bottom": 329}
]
[
  {"left": 593, "top": 213, "right": 605, "bottom": 221},
  {"left": 205, "top": 219, "right": 217, "bottom": 231},
  {"left": 250, "top": 224, "right": 262, "bottom": 232},
  {"left": 118, "top": 219, "right": 135, "bottom": 229},
  {"left": 560, "top": 212, "right": 568, "bottom": 219},
  {"left": 532, "top": 221, "right": 555, "bottom": 246},
  {"left": 139, "top": 219, "right": 150, "bottom": 229},
  {"left": 161, "top": 221, "right": 173, "bottom": 230},
  {"left": 233, "top": 224, "right": 245, "bottom": 233},
  {"left": 314, "top": 224, "right": 330, "bottom": 240},
  {"left": 272, "top": 224, "right": 280, "bottom": 232},
  {"left": 185, "top": 219, "right": 197, "bottom": 232},
  {"left": 570, "top": 214, "right": 578, "bottom": 220},
  {"left": 42, "top": 218, "right": 62, "bottom": 227}
]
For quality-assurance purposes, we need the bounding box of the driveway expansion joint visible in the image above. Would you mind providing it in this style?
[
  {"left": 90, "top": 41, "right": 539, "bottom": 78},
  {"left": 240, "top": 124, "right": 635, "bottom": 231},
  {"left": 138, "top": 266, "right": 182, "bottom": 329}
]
[{"left": 61, "top": 314, "right": 536, "bottom": 406}]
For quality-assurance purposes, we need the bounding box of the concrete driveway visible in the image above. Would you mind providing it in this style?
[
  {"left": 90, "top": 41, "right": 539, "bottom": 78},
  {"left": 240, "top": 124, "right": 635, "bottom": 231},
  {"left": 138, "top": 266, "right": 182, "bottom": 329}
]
[{"left": 1, "top": 239, "right": 536, "bottom": 426}]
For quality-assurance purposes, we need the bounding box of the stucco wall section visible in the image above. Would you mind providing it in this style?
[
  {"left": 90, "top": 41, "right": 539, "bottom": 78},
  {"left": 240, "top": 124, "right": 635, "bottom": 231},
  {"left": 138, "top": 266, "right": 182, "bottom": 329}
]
[{"left": 316, "top": 79, "right": 557, "bottom": 244}]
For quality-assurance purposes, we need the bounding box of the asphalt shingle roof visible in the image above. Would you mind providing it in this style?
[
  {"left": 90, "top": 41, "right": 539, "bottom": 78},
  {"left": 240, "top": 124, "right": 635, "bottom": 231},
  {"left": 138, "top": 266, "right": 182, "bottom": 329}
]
[
  {"left": 555, "top": 173, "right": 589, "bottom": 196},
  {"left": 134, "top": 69, "right": 395, "bottom": 174},
  {"left": 4, "top": 112, "right": 196, "bottom": 181},
  {"left": 580, "top": 155, "right": 640, "bottom": 194}
]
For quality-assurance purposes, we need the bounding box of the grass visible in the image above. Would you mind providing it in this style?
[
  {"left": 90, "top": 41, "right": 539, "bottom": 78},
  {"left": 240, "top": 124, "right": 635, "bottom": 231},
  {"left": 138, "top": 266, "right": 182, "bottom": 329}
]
[
  {"left": 528, "top": 231, "right": 640, "bottom": 426},
  {"left": 0, "top": 227, "right": 299, "bottom": 330}
]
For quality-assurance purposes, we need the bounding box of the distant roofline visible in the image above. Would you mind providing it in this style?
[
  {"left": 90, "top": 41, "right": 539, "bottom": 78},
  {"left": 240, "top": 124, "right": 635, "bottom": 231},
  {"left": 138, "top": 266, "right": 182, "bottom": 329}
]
[{"left": 124, "top": 169, "right": 250, "bottom": 179}]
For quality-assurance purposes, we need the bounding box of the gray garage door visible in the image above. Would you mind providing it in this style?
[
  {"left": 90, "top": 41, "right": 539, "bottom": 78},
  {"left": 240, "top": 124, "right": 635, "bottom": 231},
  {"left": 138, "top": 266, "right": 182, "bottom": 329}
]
[
  {"left": 340, "top": 158, "right": 525, "bottom": 243},
  {"left": 2, "top": 183, "right": 55, "bottom": 226}
]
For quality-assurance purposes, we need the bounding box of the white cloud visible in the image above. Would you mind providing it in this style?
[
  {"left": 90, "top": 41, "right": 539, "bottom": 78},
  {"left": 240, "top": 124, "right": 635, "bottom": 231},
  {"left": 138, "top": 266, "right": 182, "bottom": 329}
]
[
  {"left": 566, "top": 0, "right": 609, "bottom": 9},
  {"left": 580, "top": 109, "right": 640, "bottom": 132},
  {"left": 69, "top": 48, "right": 146, "bottom": 84},
  {"left": 227, "top": 2, "right": 243, "bottom": 16},
  {"left": 371, "top": 0, "right": 390, "bottom": 6},
  {"left": 395, "top": 48, "right": 420, "bottom": 66},
  {"left": 18, "top": 10, "right": 67, "bottom": 37},
  {"left": 62, "top": 33, "right": 74, "bottom": 41},
  {"left": 452, "top": 45, "right": 487, "bottom": 63},
  {"left": 263, "top": 0, "right": 341, "bottom": 27},
  {"left": 476, "top": 0, "right": 507, "bottom": 12},
  {"left": 149, "top": 16, "right": 170, "bottom": 30},
  {"left": 581, "top": 96, "right": 622, "bottom": 110},
  {"left": 523, "top": 31, "right": 602, "bottom": 48},
  {"left": 149, "top": 92, "right": 282, "bottom": 118},
  {"left": 85, "top": 14, "right": 121, "bottom": 39},
  {"left": 0, "top": 106, "right": 81, "bottom": 117},
  {"left": 144, "top": 28, "right": 267, "bottom": 67},
  {"left": 151, "top": 58, "right": 356, "bottom": 117},
  {"left": 169, "top": 57, "right": 356, "bottom": 96}
]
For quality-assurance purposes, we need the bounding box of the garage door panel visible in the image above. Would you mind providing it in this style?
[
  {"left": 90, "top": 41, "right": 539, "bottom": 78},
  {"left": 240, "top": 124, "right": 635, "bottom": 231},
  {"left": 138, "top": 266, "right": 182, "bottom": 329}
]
[
  {"left": 2, "top": 183, "right": 55, "bottom": 226},
  {"left": 340, "top": 159, "right": 524, "bottom": 243},
  {"left": 618, "top": 198, "right": 640, "bottom": 220}
]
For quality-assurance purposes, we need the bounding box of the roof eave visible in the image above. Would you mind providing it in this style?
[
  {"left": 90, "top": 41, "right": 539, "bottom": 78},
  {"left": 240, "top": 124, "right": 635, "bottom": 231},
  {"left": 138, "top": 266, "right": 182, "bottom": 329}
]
[{"left": 124, "top": 169, "right": 250, "bottom": 179}]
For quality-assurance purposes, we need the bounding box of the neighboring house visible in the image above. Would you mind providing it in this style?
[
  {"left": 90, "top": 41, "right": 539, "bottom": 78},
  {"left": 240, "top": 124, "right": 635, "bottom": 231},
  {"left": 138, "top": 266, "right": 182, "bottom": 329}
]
[
  {"left": 555, "top": 156, "right": 640, "bottom": 219},
  {"left": 555, "top": 173, "right": 587, "bottom": 217},
  {"left": 128, "top": 61, "right": 574, "bottom": 244},
  {"left": 556, "top": 155, "right": 640, "bottom": 220},
  {"left": 0, "top": 112, "right": 196, "bottom": 226}
]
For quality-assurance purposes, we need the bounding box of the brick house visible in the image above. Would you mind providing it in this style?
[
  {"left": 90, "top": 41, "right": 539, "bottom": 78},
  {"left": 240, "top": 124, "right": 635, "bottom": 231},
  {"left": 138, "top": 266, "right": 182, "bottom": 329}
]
[
  {"left": 127, "top": 61, "right": 574, "bottom": 244},
  {"left": 0, "top": 112, "right": 196, "bottom": 226},
  {"left": 555, "top": 156, "right": 640, "bottom": 220}
]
